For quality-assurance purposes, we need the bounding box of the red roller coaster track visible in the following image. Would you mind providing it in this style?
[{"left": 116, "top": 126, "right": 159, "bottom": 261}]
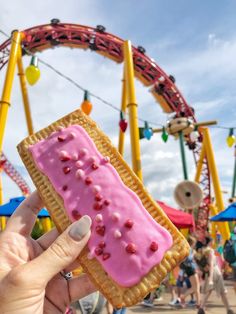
[
  {"left": 0, "top": 21, "right": 210, "bottom": 239},
  {"left": 0, "top": 152, "right": 30, "bottom": 195}
]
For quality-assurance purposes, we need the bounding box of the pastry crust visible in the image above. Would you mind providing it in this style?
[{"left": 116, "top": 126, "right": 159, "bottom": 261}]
[{"left": 17, "top": 109, "right": 189, "bottom": 308}]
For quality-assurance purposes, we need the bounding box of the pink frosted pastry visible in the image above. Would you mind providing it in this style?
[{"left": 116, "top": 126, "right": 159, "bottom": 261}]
[{"left": 18, "top": 109, "right": 189, "bottom": 308}]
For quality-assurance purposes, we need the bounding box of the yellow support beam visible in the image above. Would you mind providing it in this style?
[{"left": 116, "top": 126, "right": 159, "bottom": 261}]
[
  {"left": 17, "top": 50, "right": 34, "bottom": 135},
  {"left": 123, "top": 40, "right": 143, "bottom": 181},
  {"left": 209, "top": 203, "right": 230, "bottom": 242},
  {"left": 118, "top": 70, "right": 127, "bottom": 156},
  {"left": 202, "top": 128, "right": 230, "bottom": 240},
  {"left": 0, "top": 169, "right": 6, "bottom": 231},
  {"left": 41, "top": 217, "right": 51, "bottom": 232},
  {"left": 0, "top": 31, "right": 22, "bottom": 152},
  {"left": 195, "top": 141, "right": 206, "bottom": 183}
]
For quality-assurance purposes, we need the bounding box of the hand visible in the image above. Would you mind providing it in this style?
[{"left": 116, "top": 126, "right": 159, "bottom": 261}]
[{"left": 0, "top": 191, "right": 95, "bottom": 314}]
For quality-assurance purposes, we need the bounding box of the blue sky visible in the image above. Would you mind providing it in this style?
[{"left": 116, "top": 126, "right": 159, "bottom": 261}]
[{"left": 0, "top": 0, "right": 236, "bottom": 206}]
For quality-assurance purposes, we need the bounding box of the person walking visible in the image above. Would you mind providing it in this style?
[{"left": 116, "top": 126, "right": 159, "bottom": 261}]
[
  {"left": 195, "top": 237, "right": 234, "bottom": 314},
  {"left": 179, "top": 236, "right": 201, "bottom": 308}
]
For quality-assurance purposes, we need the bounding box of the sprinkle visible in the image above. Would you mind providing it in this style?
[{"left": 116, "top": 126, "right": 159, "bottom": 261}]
[
  {"left": 70, "top": 132, "right": 76, "bottom": 139},
  {"left": 150, "top": 241, "right": 158, "bottom": 252},
  {"left": 59, "top": 150, "right": 70, "bottom": 161},
  {"left": 71, "top": 210, "right": 81, "bottom": 220},
  {"left": 85, "top": 177, "right": 92, "bottom": 185},
  {"left": 80, "top": 148, "right": 88, "bottom": 157},
  {"left": 103, "top": 156, "right": 110, "bottom": 163},
  {"left": 87, "top": 252, "right": 94, "bottom": 260},
  {"left": 95, "top": 247, "right": 103, "bottom": 256},
  {"left": 103, "top": 199, "right": 110, "bottom": 206},
  {"left": 89, "top": 156, "right": 97, "bottom": 163},
  {"left": 93, "top": 185, "right": 101, "bottom": 194},
  {"left": 95, "top": 193, "right": 103, "bottom": 201},
  {"left": 75, "top": 169, "right": 84, "bottom": 179},
  {"left": 72, "top": 153, "right": 79, "bottom": 160},
  {"left": 98, "top": 241, "right": 106, "bottom": 249},
  {"left": 126, "top": 243, "right": 136, "bottom": 254},
  {"left": 124, "top": 219, "right": 134, "bottom": 229},
  {"left": 62, "top": 185, "right": 68, "bottom": 191},
  {"left": 95, "top": 214, "right": 103, "bottom": 222},
  {"left": 114, "top": 230, "right": 122, "bottom": 238},
  {"left": 103, "top": 252, "right": 111, "bottom": 261},
  {"left": 57, "top": 135, "right": 65, "bottom": 142},
  {"left": 96, "top": 225, "right": 105, "bottom": 236},
  {"left": 91, "top": 162, "right": 99, "bottom": 170},
  {"left": 75, "top": 160, "right": 84, "bottom": 168},
  {"left": 63, "top": 166, "right": 71, "bottom": 174},
  {"left": 58, "top": 126, "right": 64, "bottom": 131},
  {"left": 112, "top": 212, "right": 120, "bottom": 221},
  {"left": 93, "top": 202, "right": 103, "bottom": 211}
]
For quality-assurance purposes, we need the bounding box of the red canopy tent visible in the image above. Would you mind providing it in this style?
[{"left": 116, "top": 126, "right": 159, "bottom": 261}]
[{"left": 157, "top": 201, "right": 195, "bottom": 229}]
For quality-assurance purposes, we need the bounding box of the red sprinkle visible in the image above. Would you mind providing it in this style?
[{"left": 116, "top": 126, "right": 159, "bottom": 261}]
[
  {"left": 85, "top": 177, "right": 92, "bottom": 185},
  {"left": 62, "top": 185, "right": 68, "bottom": 191},
  {"left": 95, "top": 193, "right": 103, "bottom": 201},
  {"left": 91, "top": 163, "right": 99, "bottom": 170},
  {"left": 95, "top": 247, "right": 103, "bottom": 256},
  {"left": 124, "top": 219, "right": 134, "bottom": 229},
  {"left": 150, "top": 241, "right": 158, "bottom": 252},
  {"left": 93, "top": 202, "right": 103, "bottom": 211},
  {"left": 99, "top": 241, "right": 106, "bottom": 249},
  {"left": 103, "top": 252, "right": 111, "bottom": 261},
  {"left": 103, "top": 199, "right": 110, "bottom": 206},
  {"left": 96, "top": 225, "right": 105, "bottom": 236},
  {"left": 57, "top": 135, "right": 65, "bottom": 142},
  {"left": 60, "top": 155, "right": 70, "bottom": 162},
  {"left": 72, "top": 210, "right": 81, "bottom": 220},
  {"left": 63, "top": 166, "right": 71, "bottom": 174},
  {"left": 126, "top": 243, "right": 136, "bottom": 254}
]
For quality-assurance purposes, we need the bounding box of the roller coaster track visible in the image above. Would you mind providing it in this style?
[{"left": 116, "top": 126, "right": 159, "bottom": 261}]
[
  {"left": 0, "top": 152, "right": 30, "bottom": 195},
  {"left": 0, "top": 22, "right": 210, "bottom": 239}
]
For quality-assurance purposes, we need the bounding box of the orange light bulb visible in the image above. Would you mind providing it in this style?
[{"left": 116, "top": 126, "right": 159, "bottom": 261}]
[{"left": 81, "top": 91, "right": 93, "bottom": 115}]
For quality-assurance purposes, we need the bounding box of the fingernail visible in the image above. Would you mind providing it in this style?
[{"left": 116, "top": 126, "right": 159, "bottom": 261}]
[{"left": 69, "top": 215, "right": 92, "bottom": 241}]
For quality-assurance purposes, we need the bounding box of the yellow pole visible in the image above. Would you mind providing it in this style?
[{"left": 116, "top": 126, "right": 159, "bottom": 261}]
[
  {"left": 203, "top": 128, "right": 230, "bottom": 240},
  {"left": 0, "top": 169, "right": 6, "bottom": 231},
  {"left": 17, "top": 50, "right": 34, "bottom": 135},
  {"left": 118, "top": 70, "right": 127, "bottom": 156},
  {"left": 0, "top": 31, "right": 22, "bottom": 152},
  {"left": 195, "top": 142, "right": 206, "bottom": 183},
  {"left": 209, "top": 203, "right": 230, "bottom": 241},
  {"left": 123, "top": 40, "right": 142, "bottom": 181},
  {"left": 41, "top": 217, "right": 51, "bottom": 232}
]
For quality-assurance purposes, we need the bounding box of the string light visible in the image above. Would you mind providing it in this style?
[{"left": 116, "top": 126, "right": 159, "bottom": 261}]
[
  {"left": 25, "top": 56, "right": 40, "bottom": 85},
  {"left": 81, "top": 90, "right": 92, "bottom": 115}
]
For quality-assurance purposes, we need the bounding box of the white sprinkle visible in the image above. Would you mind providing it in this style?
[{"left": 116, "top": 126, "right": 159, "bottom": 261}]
[
  {"left": 75, "top": 169, "right": 84, "bottom": 179},
  {"left": 72, "top": 153, "right": 79, "bottom": 161},
  {"left": 89, "top": 156, "right": 97, "bottom": 163},
  {"left": 95, "top": 214, "right": 103, "bottom": 222},
  {"left": 58, "top": 126, "right": 64, "bottom": 131},
  {"left": 70, "top": 132, "right": 76, "bottom": 139},
  {"left": 103, "top": 156, "right": 110, "bottom": 163},
  {"left": 114, "top": 230, "right": 122, "bottom": 238},
  {"left": 59, "top": 150, "right": 70, "bottom": 159},
  {"left": 87, "top": 252, "right": 94, "bottom": 260},
  {"left": 80, "top": 148, "right": 88, "bottom": 157},
  {"left": 112, "top": 212, "right": 120, "bottom": 221},
  {"left": 93, "top": 185, "right": 101, "bottom": 194},
  {"left": 75, "top": 160, "right": 84, "bottom": 168}
]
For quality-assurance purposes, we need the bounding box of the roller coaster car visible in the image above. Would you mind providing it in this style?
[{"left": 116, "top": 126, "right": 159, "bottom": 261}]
[{"left": 150, "top": 83, "right": 174, "bottom": 113}]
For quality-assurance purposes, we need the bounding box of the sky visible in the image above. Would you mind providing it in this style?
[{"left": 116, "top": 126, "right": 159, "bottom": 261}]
[{"left": 0, "top": 0, "right": 236, "bottom": 207}]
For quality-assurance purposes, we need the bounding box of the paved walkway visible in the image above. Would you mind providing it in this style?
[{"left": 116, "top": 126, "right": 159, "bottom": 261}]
[{"left": 106, "top": 280, "right": 236, "bottom": 314}]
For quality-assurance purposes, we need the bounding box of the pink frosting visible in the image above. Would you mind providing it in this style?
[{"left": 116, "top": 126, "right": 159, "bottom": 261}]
[{"left": 29, "top": 125, "right": 173, "bottom": 287}]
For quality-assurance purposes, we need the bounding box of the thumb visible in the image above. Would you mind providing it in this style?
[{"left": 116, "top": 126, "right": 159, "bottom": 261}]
[{"left": 28, "top": 215, "right": 91, "bottom": 284}]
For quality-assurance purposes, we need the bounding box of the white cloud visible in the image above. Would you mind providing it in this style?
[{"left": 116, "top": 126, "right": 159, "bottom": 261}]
[{"left": 0, "top": 2, "right": 234, "bottom": 212}]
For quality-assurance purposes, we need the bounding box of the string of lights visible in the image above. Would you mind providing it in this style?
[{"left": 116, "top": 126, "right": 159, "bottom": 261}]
[{"left": 0, "top": 29, "right": 235, "bottom": 134}]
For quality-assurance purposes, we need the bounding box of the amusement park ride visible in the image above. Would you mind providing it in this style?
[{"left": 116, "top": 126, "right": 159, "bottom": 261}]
[{"left": 0, "top": 20, "right": 231, "bottom": 241}]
